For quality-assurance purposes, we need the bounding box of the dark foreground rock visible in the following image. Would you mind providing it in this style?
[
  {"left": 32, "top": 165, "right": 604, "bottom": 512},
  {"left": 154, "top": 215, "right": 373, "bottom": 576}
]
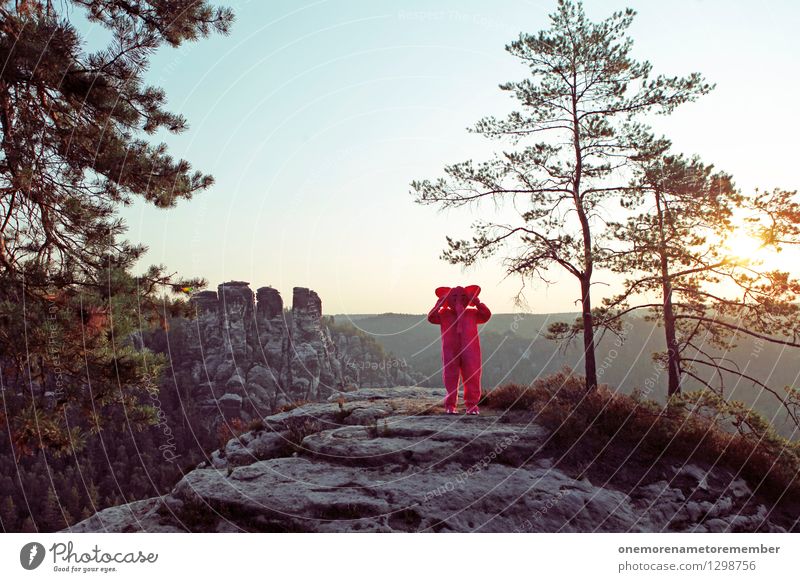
[{"left": 62, "top": 387, "right": 796, "bottom": 533}]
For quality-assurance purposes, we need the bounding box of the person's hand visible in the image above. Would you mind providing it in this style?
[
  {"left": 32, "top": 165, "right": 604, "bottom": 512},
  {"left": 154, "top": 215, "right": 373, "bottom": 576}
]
[{"left": 470, "top": 293, "right": 480, "bottom": 307}]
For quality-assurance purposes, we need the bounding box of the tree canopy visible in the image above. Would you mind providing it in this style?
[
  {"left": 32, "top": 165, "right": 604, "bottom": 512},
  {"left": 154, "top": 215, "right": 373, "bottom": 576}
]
[
  {"left": 0, "top": 0, "right": 233, "bottom": 456},
  {"left": 411, "top": 0, "right": 712, "bottom": 391}
]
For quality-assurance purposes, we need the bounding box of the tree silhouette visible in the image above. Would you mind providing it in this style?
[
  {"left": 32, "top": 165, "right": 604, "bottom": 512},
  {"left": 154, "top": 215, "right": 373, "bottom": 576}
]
[
  {"left": 0, "top": 0, "right": 232, "bottom": 281},
  {"left": 749, "top": 188, "right": 800, "bottom": 249},
  {"left": 0, "top": 0, "right": 232, "bottom": 456},
  {"left": 410, "top": 0, "right": 712, "bottom": 391},
  {"left": 0, "top": 495, "right": 17, "bottom": 531},
  {"left": 600, "top": 149, "right": 800, "bottom": 429},
  {"left": 603, "top": 150, "right": 739, "bottom": 395}
]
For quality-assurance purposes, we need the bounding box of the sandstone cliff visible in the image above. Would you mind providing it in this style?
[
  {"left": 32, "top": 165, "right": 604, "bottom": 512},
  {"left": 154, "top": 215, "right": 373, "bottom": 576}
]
[
  {"left": 140, "top": 282, "right": 421, "bottom": 438},
  {"left": 61, "top": 386, "right": 796, "bottom": 533}
]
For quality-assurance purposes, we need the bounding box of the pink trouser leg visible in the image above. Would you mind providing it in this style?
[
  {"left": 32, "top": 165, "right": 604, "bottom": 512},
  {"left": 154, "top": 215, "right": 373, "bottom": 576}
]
[
  {"left": 442, "top": 351, "right": 461, "bottom": 409},
  {"left": 461, "top": 346, "right": 482, "bottom": 410}
]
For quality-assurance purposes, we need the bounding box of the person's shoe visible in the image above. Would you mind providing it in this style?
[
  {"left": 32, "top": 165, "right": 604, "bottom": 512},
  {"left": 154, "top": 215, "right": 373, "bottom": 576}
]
[
  {"left": 444, "top": 406, "right": 458, "bottom": 414},
  {"left": 465, "top": 406, "right": 479, "bottom": 415}
]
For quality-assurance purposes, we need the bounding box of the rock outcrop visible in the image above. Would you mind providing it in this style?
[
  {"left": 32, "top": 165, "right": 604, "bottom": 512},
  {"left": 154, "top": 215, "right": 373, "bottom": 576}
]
[
  {"left": 143, "top": 282, "right": 420, "bottom": 439},
  {"left": 62, "top": 387, "right": 796, "bottom": 533}
]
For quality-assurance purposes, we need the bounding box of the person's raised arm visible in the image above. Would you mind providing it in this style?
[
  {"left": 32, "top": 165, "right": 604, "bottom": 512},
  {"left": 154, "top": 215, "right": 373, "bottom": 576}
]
[
  {"left": 475, "top": 300, "right": 491, "bottom": 324},
  {"left": 427, "top": 295, "right": 446, "bottom": 324}
]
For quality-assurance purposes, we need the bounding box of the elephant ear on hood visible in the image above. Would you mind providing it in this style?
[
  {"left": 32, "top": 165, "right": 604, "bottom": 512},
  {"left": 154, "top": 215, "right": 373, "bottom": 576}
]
[
  {"left": 464, "top": 284, "right": 481, "bottom": 300},
  {"left": 435, "top": 286, "right": 451, "bottom": 298}
]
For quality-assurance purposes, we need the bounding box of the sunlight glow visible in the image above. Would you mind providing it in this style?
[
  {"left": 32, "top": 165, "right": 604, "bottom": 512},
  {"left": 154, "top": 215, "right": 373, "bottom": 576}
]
[
  {"left": 719, "top": 231, "right": 770, "bottom": 267},
  {"left": 716, "top": 223, "right": 798, "bottom": 276}
]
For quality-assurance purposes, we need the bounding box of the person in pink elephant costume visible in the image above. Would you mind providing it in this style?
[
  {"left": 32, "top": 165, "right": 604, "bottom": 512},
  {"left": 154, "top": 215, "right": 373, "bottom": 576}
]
[{"left": 427, "top": 284, "right": 491, "bottom": 415}]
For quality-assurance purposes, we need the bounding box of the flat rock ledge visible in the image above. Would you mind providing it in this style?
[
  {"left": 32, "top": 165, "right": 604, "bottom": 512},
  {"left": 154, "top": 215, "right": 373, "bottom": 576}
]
[{"left": 61, "top": 386, "right": 793, "bottom": 533}]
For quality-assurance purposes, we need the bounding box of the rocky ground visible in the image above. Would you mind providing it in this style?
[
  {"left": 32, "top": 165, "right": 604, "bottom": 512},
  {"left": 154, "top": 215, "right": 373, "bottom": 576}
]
[{"left": 61, "top": 386, "right": 798, "bottom": 533}]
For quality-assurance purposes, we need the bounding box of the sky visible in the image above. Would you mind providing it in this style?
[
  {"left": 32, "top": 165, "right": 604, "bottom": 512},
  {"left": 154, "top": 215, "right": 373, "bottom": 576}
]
[{"left": 77, "top": 0, "right": 800, "bottom": 314}]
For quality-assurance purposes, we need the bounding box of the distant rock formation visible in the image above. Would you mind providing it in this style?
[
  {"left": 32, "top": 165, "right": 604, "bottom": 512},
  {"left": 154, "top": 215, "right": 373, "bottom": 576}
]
[
  {"left": 61, "top": 386, "right": 796, "bottom": 533},
  {"left": 143, "top": 281, "right": 421, "bottom": 437}
]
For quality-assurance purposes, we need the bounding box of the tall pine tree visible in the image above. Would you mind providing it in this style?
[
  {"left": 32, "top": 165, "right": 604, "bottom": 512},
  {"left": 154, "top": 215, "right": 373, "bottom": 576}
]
[
  {"left": 410, "top": 0, "right": 712, "bottom": 390},
  {"left": 0, "top": 1, "right": 232, "bottom": 456},
  {"left": 601, "top": 148, "right": 800, "bottom": 430}
]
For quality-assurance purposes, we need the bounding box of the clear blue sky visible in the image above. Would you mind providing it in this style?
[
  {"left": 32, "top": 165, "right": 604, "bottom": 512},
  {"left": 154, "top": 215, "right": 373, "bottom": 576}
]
[{"left": 79, "top": 0, "right": 800, "bottom": 314}]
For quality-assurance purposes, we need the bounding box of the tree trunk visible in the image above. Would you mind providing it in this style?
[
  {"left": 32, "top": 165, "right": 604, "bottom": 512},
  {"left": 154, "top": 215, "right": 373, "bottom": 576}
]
[
  {"left": 580, "top": 276, "right": 599, "bottom": 391},
  {"left": 655, "top": 190, "right": 682, "bottom": 396},
  {"left": 661, "top": 280, "right": 682, "bottom": 396},
  {"left": 570, "top": 75, "right": 598, "bottom": 392}
]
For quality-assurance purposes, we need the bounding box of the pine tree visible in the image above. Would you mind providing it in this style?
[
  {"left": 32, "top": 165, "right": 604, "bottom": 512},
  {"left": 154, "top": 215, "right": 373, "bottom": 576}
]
[
  {"left": 80, "top": 505, "right": 94, "bottom": 521},
  {"left": 20, "top": 516, "right": 37, "bottom": 533},
  {"left": 0, "top": 0, "right": 234, "bottom": 457},
  {"left": 601, "top": 150, "right": 800, "bottom": 428},
  {"left": 410, "top": 0, "right": 712, "bottom": 391},
  {"left": 64, "top": 485, "right": 81, "bottom": 519},
  {"left": 41, "top": 488, "right": 65, "bottom": 531},
  {"left": 602, "top": 151, "right": 737, "bottom": 394},
  {"left": 87, "top": 481, "right": 101, "bottom": 509},
  {"left": 0, "top": 495, "right": 18, "bottom": 532},
  {"left": 62, "top": 508, "right": 75, "bottom": 529}
]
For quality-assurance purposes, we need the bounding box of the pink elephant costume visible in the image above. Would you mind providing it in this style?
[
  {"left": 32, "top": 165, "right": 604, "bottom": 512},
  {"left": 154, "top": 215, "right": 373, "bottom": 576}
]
[{"left": 427, "top": 285, "right": 491, "bottom": 414}]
